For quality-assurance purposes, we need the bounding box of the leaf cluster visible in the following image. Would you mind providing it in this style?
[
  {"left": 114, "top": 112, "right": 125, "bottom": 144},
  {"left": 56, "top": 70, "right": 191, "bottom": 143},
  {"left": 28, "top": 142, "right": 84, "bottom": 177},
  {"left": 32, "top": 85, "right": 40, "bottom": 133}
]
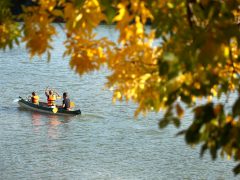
[{"left": 0, "top": 0, "right": 240, "bottom": 175}]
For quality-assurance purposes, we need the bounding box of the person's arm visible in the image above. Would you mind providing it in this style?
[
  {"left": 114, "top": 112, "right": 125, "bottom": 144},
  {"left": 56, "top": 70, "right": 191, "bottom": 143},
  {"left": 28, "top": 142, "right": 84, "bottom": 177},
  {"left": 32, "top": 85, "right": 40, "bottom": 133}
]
[
  {"left": 62, "top": 99, "right": 65, "bottom": 108},
  {"left": 54, "top": 91, "right": 61, "bottom": 99}
]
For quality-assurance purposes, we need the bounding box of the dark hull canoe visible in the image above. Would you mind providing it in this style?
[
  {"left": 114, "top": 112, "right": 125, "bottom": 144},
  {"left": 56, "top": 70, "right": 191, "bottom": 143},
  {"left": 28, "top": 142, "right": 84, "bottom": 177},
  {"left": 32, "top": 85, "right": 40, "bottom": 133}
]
[{"left": 18, "top": 97, "right": 81, "bottom": 116}]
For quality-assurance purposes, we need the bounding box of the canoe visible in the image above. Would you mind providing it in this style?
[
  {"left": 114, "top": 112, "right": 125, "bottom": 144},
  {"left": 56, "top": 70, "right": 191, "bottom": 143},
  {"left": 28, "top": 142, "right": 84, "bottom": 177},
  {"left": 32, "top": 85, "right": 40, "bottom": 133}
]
[{"left": 18, "top": 97, "right": 81, "bottom": 116}]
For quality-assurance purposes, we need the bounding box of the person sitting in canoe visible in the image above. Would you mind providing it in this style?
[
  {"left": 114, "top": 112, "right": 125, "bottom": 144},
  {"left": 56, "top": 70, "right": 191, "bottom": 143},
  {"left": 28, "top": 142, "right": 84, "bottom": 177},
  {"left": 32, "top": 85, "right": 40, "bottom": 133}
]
[
  {"left": 31, "top": 92, "right": 39, "bottom": 105},
  {"left": 62, "top": 92, "right": 71, "bottom": 110},
  {"left": 45, "top": 87, "right": 61, "bottom": 107}
]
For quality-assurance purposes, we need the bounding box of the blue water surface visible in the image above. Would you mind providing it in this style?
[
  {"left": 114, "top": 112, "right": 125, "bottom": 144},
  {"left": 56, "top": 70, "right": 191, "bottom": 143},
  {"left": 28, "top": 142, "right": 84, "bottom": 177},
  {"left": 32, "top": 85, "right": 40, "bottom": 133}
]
[{"left": 0, "top": 25, "right": 238, "bottom": 180}]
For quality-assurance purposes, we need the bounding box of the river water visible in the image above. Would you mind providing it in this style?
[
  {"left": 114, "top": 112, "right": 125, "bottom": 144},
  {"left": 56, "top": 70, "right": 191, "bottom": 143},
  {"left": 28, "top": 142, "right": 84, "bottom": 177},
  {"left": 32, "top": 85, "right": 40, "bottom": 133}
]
[{"left": 0, "top": 25, "right": 238, "bottom": 179}]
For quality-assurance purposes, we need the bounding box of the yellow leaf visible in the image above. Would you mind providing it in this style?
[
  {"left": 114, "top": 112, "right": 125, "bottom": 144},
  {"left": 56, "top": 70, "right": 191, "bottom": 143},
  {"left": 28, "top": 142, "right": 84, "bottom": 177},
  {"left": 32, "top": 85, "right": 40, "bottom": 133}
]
[
  {"left": 135, "top": 16, "right": 143, "bottom": 36},
  {"left": 224, "top": 46, "right": 229, "bottom": 57},
  {"left": 167, "top": 2, "right": 174, "bottom": 8},
  {"left": 76, "top": 13, "right": 83, "bottom": 22},
  {"left": 113, "top": 3, "right": 127, "bottom": 22},
  {"left": 52, "top": 9, "right": 63, "bottom": 17},
  {"left": 211, "top": 119, "right": 219, "bottom": 126},
  {"left": 226, "top": 115, "right": 233, "bottom": 123},
  {"left": 210, "top": 87, "right": 217, "bottom": 97}
]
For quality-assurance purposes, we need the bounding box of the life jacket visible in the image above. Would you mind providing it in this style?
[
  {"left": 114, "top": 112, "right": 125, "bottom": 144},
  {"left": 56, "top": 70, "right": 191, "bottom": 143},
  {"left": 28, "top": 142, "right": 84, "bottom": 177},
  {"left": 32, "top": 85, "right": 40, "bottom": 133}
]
[
  {"left": 32, "top": 95, "right": 39, "bottom": 104},
  {"left": 47, "top": 95, "right": 56, "bottom": 106}
]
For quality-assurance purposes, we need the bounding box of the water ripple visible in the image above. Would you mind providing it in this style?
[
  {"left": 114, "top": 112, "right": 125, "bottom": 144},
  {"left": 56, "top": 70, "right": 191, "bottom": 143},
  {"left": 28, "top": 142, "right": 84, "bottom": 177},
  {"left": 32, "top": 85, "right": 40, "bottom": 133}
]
[{"left": 0, "top": 25, "right": 238, "bottom": 180}]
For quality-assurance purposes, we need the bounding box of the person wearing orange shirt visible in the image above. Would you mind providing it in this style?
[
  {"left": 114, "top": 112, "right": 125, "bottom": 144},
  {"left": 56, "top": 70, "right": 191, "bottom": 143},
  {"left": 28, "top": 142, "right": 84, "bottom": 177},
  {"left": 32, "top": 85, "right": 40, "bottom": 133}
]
[{"left": 45, "top": 87, "right": 61, "bottom": 107}]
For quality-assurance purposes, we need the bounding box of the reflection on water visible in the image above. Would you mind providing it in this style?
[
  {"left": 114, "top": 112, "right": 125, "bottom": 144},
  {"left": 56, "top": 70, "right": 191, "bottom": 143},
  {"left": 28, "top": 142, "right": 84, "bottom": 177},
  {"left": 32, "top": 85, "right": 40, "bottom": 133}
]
[
  {"left": 47, "top": 114, "right": 62, "bottom": 126},
  {"left": 30, "top": 111, "right": 73, "bottom": 139},
  {"left": 31, "top": 112, "right": 42, "bottom": 126},
  {"left": 47, "top": 115, "right": 62, "bottom": 139}
]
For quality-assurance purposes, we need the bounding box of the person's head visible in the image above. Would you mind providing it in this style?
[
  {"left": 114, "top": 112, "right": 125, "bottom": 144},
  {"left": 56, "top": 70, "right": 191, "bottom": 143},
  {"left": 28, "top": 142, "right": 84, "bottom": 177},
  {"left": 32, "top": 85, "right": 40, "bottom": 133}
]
[
  {"left": 32, "top": 92, "right": 36, "bottom": 96},
  {"left": 49, "top": 90, "right": 53, "bottom": 95},
  {"left": 63, "top": 92, "right": 68, "bottom": 98}
]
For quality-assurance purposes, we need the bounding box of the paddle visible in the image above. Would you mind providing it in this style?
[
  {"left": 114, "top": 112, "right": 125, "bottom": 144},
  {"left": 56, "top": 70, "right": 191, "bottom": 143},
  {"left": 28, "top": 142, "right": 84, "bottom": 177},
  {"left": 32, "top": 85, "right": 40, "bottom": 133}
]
[
  {"left": 70, "top": 101, "right": 75, "bottom": 108},
  {"left": 52, "top": 107, "right": 58, "bottom": 113}
]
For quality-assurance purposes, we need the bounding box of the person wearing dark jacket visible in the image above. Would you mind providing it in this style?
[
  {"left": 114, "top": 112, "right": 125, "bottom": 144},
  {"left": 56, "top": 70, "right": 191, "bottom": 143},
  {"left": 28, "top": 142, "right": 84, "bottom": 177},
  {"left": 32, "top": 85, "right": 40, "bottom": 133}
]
[{"left": 62, "top": 92, "right": 71, "bottom": 110}]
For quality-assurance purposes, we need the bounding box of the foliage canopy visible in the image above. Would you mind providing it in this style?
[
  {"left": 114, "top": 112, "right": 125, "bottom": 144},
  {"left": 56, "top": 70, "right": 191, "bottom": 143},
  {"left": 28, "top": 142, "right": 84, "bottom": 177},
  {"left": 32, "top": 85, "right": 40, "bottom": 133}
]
[{"left": 1, "top": 0, "right": 240, "bottom": 175}]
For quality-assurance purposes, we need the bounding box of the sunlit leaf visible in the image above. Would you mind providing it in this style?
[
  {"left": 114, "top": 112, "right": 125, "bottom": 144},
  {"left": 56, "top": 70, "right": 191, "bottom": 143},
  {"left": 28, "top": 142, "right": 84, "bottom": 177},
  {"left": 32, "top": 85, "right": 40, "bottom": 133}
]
[{"left": 2, "top": 0, "right": 240, "bottom": 175}]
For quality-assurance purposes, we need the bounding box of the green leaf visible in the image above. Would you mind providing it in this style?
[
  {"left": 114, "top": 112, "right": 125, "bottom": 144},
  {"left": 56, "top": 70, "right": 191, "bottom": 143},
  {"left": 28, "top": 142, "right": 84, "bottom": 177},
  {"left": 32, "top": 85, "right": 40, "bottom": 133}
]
[
  {"left": 200, "top": 143, "right": 208, "bottom": 158},
  {"left": 193, "top": 103, "right": 216, "bottom": 123},
  {"left": 74, "top": 0, "right": 85, "bottom": 7},
  {"left": 233, "top": 97, "right": 240, "bottom": 118},
  {"left": 210, "top": 146, "right": 217, "bottom": 160},
  {"left": 185, "top": 123, "right": 201, "bottom": 144},
  {"left": 100, "top": 0, "right": 116, "bottom": 24},
  {"left": 14, "top": 38, "right": 19, "bottom": 45},
  {"left": 52, "top": 9, "right": 63, "bottom": 17},
  {"left": 172, "top": 117, "right": 181, "bottom": 128},
  {"left": 158, "top": 60, "right": 169, "bottom": 76},
  {"left": 159, "top": 118, "right": 169, "bottom": 129},
  {"left": 220, "top": 123, "right": 232, "bottom": 146},
  {"left": 233, "top": 163, "right": 240, "bottom": 175},
  {"left": 47, "top": 51, "right": 51, "bottom": 62},
  {"left": 8, "top": 41, "right": 13, "bottom": 49},
  {"left": 180, "top": 93, "right": 192, "bottom": 104},
  {"left": 106, "top": 8, "right": 116, "bottom": 24},
  {"left": 175, "top": 130, "right": 186, "bottom": 137},
  {"left": 166, "top": 93, "right": 177, "bottom": 106}
]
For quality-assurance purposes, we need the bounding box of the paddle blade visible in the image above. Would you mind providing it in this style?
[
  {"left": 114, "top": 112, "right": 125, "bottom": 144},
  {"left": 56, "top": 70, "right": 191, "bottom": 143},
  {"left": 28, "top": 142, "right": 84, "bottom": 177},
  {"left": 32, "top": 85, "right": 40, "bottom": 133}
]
[
  {"left": 70, "top": 102, "right": 75, "bottom": 107},
  {"left": 52, "top": 107, "right": 58, "bottom": 113}
]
